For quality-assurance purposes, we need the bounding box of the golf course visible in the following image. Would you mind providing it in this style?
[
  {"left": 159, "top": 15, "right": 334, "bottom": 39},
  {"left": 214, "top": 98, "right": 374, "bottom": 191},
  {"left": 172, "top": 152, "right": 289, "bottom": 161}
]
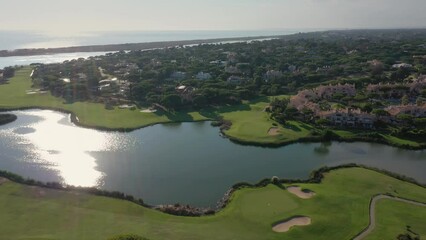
[
  {"left": 0, "top": 67, "right": 423, "bottom": 149},
  {"left": 0, "top": 167, "right": 424, "bottom": 239}
]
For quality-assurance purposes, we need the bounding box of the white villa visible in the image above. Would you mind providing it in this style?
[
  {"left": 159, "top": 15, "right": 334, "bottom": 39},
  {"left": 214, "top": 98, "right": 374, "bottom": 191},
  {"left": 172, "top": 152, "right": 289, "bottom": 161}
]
[{"left": 196, "top": 72, "right": 212, "bottom": 80}]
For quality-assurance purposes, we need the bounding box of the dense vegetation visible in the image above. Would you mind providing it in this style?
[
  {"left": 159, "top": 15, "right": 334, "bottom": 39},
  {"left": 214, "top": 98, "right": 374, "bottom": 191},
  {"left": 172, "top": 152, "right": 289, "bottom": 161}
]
[{"left": 30, "top": 29, "right": 426, "bottom": 109}]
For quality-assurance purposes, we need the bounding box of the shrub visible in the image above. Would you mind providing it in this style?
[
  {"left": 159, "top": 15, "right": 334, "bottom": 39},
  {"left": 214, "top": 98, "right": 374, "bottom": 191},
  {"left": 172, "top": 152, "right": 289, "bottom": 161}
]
[
  {"left": 0, "top": 113, "right": 17, "bottom": 125},
  {"left": 108, "top": 234, "right": 149, "bottom": 240}
]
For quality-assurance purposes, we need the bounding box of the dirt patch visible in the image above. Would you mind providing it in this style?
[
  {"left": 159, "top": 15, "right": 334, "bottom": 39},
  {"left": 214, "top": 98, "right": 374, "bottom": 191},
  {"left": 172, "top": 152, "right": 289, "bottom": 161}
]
[
  {"left": 268, "top": 127, "right": 280, "bottom": 136},
  {"left": 272, "top": 216, "right": 311, "bottom": 232},
  {"left": 0, "top": 177, "right": 9, "bottom": 185},
  {"left": 287, "top": 186, "right": 316, "bottom": 199}
]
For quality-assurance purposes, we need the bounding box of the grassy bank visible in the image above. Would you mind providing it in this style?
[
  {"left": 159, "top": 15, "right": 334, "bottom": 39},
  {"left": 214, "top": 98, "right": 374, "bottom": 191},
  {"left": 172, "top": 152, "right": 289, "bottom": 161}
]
[
  {"left": 0, "top": 167, "right": 425, "bottom": 239},
  {"left": 0, "top": 67, "right": 423, "bottom": 148}
]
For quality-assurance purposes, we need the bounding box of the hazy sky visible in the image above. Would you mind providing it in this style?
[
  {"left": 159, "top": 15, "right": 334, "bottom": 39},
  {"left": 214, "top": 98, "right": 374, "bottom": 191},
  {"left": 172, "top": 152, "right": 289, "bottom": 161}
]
[{"left": 1, "top": 0, "right": 425, "bottom": 35}]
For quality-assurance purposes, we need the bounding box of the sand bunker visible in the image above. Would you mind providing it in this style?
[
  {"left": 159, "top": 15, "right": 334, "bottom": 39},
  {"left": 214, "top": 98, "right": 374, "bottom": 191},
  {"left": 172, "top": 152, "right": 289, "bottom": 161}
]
[
  {"left": 268, "top": 127, "right": 280, "bottom": 136},
  {"left": 287, "top": 186, "right": 316, "bottom": 199},
  {"left": 26, "top": 90, "right": 48, "bottom": 95},
  {"left": 140, "top": 109, "right": 157, "bottom": 113},
  {"left": 272, "top": 216, "right": 311, "bottom": 232},
  {"left": 118, "top": 104, "right": 136, "bottom": 109}
]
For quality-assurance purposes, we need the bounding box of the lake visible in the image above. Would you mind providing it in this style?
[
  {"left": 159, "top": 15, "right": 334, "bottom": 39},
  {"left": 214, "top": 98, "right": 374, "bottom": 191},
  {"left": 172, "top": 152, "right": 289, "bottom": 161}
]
[{"left": 0, "top": 110, "right": 425, "bottom": 207}]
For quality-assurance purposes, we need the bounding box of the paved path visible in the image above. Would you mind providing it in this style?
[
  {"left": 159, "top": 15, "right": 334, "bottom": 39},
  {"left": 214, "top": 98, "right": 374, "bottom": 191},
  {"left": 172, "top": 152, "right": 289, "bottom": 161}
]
[{"left": 352, "top": 195, "right": 426, "bottom": 240}]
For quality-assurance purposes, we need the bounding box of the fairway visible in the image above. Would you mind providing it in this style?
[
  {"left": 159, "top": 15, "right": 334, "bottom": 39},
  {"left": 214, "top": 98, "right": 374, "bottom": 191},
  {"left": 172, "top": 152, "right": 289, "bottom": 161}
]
[{"left": 0, "top": 167, "right": 425, "bottom": 239}]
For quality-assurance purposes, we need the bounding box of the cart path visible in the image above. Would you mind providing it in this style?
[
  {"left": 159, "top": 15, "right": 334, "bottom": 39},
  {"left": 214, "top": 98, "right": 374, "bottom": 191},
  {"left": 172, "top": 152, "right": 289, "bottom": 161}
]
[{"left": 352, "top": 195, "right": 426, "bottom": 240}]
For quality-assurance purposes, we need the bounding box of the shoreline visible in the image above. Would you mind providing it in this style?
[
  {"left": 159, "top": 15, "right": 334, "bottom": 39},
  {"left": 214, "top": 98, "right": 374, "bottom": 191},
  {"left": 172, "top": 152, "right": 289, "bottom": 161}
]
[
  {"left": 1, "top": 106, "right": 425, "bottom": 150},
  {"left": 0, "top": 164, "right": 424, "bottom": 217},
  {"left": 0, "top": 35, "right": 283, "bottom": 57}
]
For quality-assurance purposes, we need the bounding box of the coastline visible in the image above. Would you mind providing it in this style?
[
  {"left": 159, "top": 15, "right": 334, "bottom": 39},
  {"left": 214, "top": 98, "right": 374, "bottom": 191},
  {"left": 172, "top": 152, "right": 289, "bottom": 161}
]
[{"left": 0, "top": 35, "right": 283, "bottom": 57}]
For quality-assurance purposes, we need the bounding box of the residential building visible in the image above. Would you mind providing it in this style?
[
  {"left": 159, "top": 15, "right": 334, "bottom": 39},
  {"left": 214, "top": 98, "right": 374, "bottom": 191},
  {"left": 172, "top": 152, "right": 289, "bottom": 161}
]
[
  {"left": 196, "top": 72, "right": 212, "bottom": 80},
  {"left": 315, "top": 84, "right": 356, "bottom": 99},
  {"left": 392, "top": 63, "right": 413, "bottom": 69},
  {"left": 385, "top": 104, "right": 426, "bottom": 117},
  {"left": 265, "top": 70, "right": 283, "bottom": 80},
  {"left": 175, "top": 85, "right": 196, "bottom": 101},
  {"left": 227, "top": 76, "right": 244, "bottom": 85},
  {"left": 319, "top": 108, "right": 374, "bottom": 128}
]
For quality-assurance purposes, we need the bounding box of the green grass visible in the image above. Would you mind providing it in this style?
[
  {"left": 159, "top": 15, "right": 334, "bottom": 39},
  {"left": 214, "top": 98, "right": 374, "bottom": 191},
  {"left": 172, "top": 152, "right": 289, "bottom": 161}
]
[
  {"left": 0, "top": 167, "right": 425, "bottom": 240},
  {"left": 0, "top": 67, "right": 423, "bottom": 148},
  {"left": 0, "top": 68, "right": 312, "bottom": 144},
  {"left": 366, "top": 200, "right": 426, "bottom": 240},
  {"left": 0, "top": 67, "right": 207, "bottom": 129},
  {"left": 381, "top": 134, "right": 421, "bottom": 147}
]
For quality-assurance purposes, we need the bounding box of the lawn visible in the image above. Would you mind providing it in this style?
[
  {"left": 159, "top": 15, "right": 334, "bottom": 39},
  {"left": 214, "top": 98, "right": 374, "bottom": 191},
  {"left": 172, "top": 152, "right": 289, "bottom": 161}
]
[
  {"left": 0, "top": 67, "right": 207, "bottom": 129},
  {"left": 0, "top": 167, "right": 425, "bottom": 240},
  {"left": 366, "top": 199, "right": 426, "bottom": 240}
]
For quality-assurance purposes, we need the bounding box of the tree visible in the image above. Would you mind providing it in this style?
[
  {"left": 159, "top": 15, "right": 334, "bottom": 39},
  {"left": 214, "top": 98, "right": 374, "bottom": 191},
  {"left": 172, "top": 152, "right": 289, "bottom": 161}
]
[
  {"left": 2, "top": 67, "right": 15, "bottom": 78},
  {"left": 108, "top": 234, "right": 149, "bottom": 240},
  {"left": 192, "top": 95, "right": 207, "bottom": 108},
  {"left": 284, "top": 106, "right": 299, "bottom": 118},
  {"left": 401, "top": 95, "right": 409, "bottom": 105},
  {"left": 416, "top": 97, "right": 424, "bottom": 106},
  {"left": 370, "top": 60, "right": 384, "bottom": 76},
  {"left": 315, "top": 118, "right": 330, "bottom": 126},
  {"left": 301, "top": 107, "right": 314, "bottom": 121},
  {"left": 372, "top": 109, "right": 390, "bottom": 117},
  {"left": 161, "top": 94, "right": 182, "bottom": 109},
  {"left": 397, "top": 114, "right": 413, "bottom": 124}
]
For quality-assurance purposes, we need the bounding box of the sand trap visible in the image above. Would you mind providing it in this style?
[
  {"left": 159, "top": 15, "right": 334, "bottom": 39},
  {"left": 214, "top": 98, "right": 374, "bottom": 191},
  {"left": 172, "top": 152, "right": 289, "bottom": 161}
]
[
  {"left": 26, "top": 90, "right": 48, "bottom": 95},
  {"left": 272, "top": 216, "right": 311, "bottom": 232},
  {"left": 0, "top": 177, "right": 8, "bottom": 185},
  {"left": 118, "top": 104, "right": 136, "bottom": 109},
  {"left": 141, "top": 109, "right": 157, "bottom": 113},
  {"left": 268, "top": 127, "right": 280, "bottom": 136},
  {"left": 287, "top": 186, "right": 316, "bottom": 199}
]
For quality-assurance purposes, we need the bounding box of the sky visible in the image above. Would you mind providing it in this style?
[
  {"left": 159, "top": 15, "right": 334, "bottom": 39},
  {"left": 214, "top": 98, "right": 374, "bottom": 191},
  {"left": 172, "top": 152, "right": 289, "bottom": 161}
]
[{"left": 1, "top": 0, "right": 425, "bottom": 35}]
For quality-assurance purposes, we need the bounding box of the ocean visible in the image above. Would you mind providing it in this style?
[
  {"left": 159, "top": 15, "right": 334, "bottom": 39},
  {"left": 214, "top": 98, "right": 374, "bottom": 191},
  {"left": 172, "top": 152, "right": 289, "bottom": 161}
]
[
  {"left": 0, "top": 29, "right": 320, "bottom": 68},
  {"left": 0, "top": 30, "right": 312, "bottom": 51}
]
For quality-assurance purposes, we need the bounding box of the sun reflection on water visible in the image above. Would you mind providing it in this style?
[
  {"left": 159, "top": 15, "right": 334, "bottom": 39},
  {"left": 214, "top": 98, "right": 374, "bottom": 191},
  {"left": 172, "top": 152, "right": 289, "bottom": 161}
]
[{"left": 6, "top": 110, "right": 129, "bottom": 187}]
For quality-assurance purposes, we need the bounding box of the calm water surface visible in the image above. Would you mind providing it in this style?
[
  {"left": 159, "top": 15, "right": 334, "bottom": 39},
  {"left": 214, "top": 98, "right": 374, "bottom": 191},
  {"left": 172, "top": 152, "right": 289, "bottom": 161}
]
[
  {"left": 0, "top": 110, "right": 425, "bottom": 207},
  {"left": 0, "top": 52, "right": 112, "bottom": 69}
]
